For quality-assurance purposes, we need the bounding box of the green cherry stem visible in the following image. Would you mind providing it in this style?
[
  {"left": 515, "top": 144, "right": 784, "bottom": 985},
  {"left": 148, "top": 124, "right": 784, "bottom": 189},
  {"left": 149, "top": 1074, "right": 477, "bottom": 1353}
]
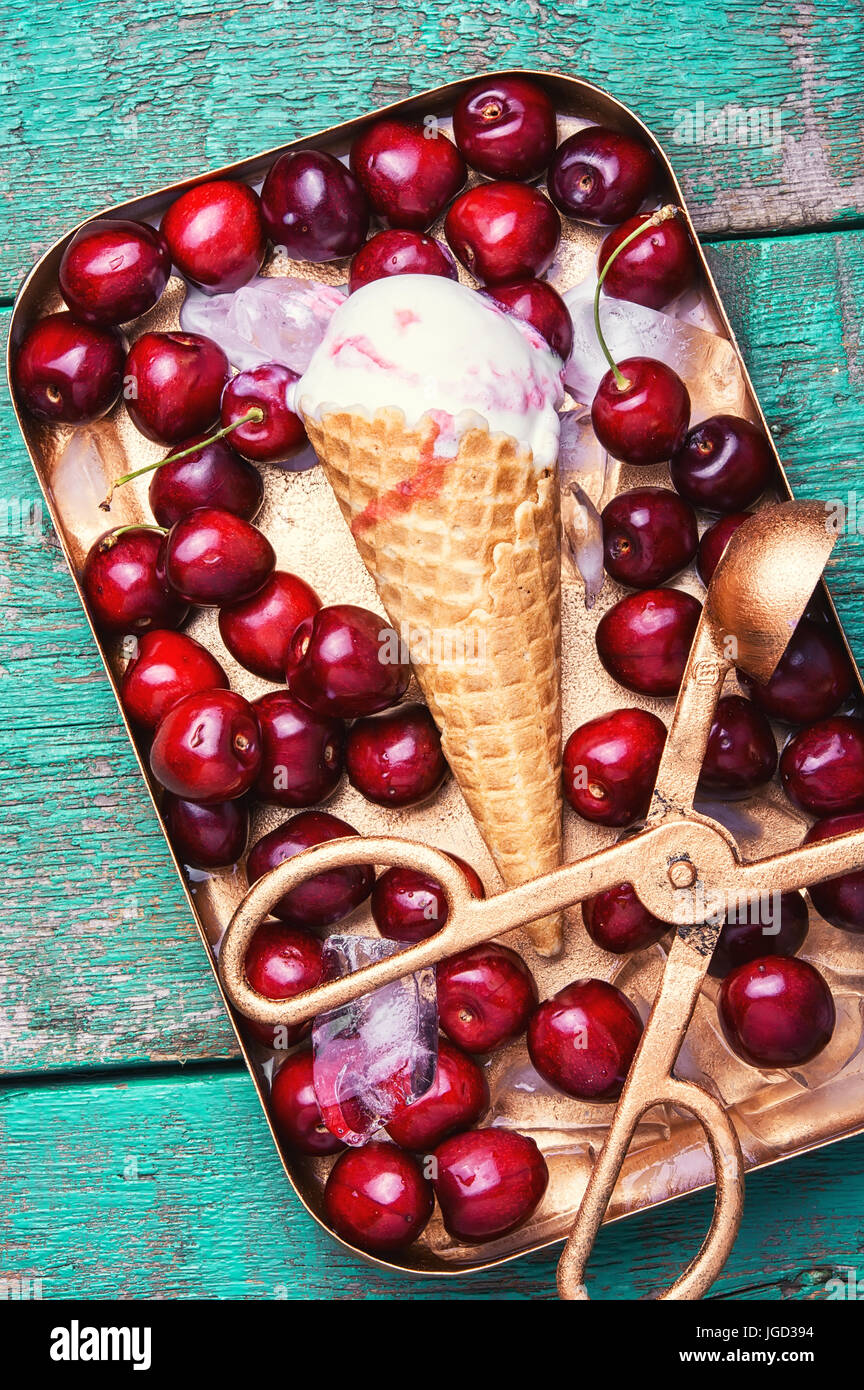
[
  {"left": 100, "top": 406, "right": 265, "bottom": 511},
  {"left": 592, "top": 204, "right": 680, "bottom": 393}
]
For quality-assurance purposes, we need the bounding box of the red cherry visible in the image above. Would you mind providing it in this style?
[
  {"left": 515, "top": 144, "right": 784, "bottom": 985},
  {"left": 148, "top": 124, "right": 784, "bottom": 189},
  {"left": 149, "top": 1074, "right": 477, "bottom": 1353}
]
[
  {"left": 286, "top": 604, "right": 410, "bottom": 718},
  {"left": 269, "top": 1048, "right": 345, "bottom": 1156},
  {"left": 323, "top": 1143, "right": 433, "bottom": 1253},
  {"left": 601, "top": 486, "right": 698, "bottom": 588},
  {"left": 252, "top": 690, "right": 344, "bottom": 808},
  {"left": 708, "top": 891, "right": 809, "bottom": 978},
  {"left": 670, "top": 415, "right": 774, "bottom": 513},
  {"left": 779, "top": 716, "right": 864, "bottom": 816},
  {"left": 120, "top": 628, "right": 227, "bottom": 731},
  {"left": 697, "top": 512, "right": 751, "bottom": 585},
  {"left": 738, "top": 618, "right": 855, "bottom": 725},
  {"left": 150, "top": 688, "right": 261, "bottom": 802},
  {"left": 14, "top": 312, "right": 124, "bottom": 424},
  {"left": 59, "top": 218, "right": 170, "bottom": 325},
  {"left": 452, "top": 76, "right": 556, "bottom": 180},
  {"left": 599, "top": 213, "right": 696, "bottom": 310},
  {"left": 218, "top": 571, "right": 321, "bottom": 683},
  {"left": 718, "top": 956, "right": 835, "bottom": 1069},
  {"left": 345, "top": 702, "right": 446, "bottom": 807},
  {"left": 528, "top": 978, "right": 643, "bottom": 1101},
  {"left": 371, "top": 854, "right": 485, "bottom": 944},
  {"left": 82, "top": 526, "right": 189, "bottom": 635},
  {"left": 350, "top": 120, "right": 466, "bottom": 231},
  {"left": 161, "top": 179, "right": 264, "bottom": 294},
  {"left": 804, "top": 812, "right": 864, "bottom": 933},
  {"left": 582, "top": 882, "right": 668, "bottom": 954},
  {"left": 386, "top": 1039, "right": 489, "bottom": 1151},
  {"left": 220, "top": 362, "right": 307, "bottom": 464},
  {"left": 243, "top": 920, "right": 323, "bottom": 1049},
  {"left": 349, "top": 229, "right": 457, "bottom": 293},
  {"left": 699, "top": 694, "right": 777, "bottom": 799},
  {"left": 444, "top": 181, "right": 560, "bottom": 284},
  {"left": 596, "top": 587, "right": 701, "bottom": 697},
  {"left": 148, "top": 436, "right": 264, "bottom": 528},
  {"left": 483, "top": 278, "right": 573, "bottom": 360},
  {"left": 548, "top": 126, "right": 658, "bottom": 225},
  {"left": 563, "top": 707, "right": 666, "bottom": 827},
  {"left": 246, "top": 809, "right": 374, "bottom": 927},
  {"left": 260, "top": 150, "right": 369, "bottom": 261},
  {"left": 124, "top": 331, "right": 230, "bottom": 445},
  {"left": 437, "top": 943, "right": 538, "bottom": 1054},
  {"left": 162, "top": 792, "right": 249, "bottom": 869},
  {"left": 432, "top": 1128, "right": 548, "bottom": 1242},
  {"left": 161, "top": 507, "right": 275, "bottom": 606},
  {"left": 591, "top": 357, "right": 690, "bottom": 467}
]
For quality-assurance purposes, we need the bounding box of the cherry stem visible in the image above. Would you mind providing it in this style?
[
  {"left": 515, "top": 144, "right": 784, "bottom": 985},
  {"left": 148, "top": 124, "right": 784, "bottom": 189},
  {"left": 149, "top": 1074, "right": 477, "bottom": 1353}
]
[
  {"left": 592, "top": 204, "right": 680, "bottom": 393},
  {"left": 99, "top": 406, "right": 265, "bottom": 511}
]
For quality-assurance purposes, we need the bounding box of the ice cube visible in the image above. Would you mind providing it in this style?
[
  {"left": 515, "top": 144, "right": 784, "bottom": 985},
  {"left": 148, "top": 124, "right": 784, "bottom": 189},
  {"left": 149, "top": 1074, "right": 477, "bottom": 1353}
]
[
  {"left": 180, "top": 276, "right": 346, "bottom": 373},
  {"left": 312, "top": 935, "right": 438, "bottom": 1146},
  {"left": 558, "top": 410, "right": 614, "bottom": 607}
]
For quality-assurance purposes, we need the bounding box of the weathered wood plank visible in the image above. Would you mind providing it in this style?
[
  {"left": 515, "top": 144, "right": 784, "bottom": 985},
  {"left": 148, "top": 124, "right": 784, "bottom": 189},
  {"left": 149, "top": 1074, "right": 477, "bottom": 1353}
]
[
  {"left": 3, "top": 0, "right": 864, "bottom": 296},
  {"left": 0, "top": 1067, "right": 860, "bottom": 1299}
]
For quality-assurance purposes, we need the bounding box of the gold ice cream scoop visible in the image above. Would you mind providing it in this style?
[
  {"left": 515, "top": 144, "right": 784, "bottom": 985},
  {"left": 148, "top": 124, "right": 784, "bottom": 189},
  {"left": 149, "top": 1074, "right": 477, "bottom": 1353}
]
[{"left": 220, "top": 500, "right": 864, "bottom": 1300}]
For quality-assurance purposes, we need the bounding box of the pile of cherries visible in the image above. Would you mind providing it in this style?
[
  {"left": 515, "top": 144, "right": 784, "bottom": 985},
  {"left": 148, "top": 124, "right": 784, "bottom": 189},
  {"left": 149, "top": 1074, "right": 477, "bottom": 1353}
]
[{"left": 12, "top": 72, "right": 859, "bottom": 1257}]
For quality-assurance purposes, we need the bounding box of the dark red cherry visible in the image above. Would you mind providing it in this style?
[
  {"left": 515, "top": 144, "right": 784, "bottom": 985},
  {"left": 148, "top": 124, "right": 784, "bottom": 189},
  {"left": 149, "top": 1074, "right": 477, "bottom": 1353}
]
[
  {"left": 738, "top": 618, "right": 855, "bottom": 725},
  {"left": 269, "top": 1048, "right": 345, "bottom": 1156},
  {"left": 592, "top": 357, "right": 690, "bottom": 467},
  {"left": 345, "top": 702, "right": 446, "bottom": 807},
  {"left": 596, "top": 588, "right": 701, "bottom": 697},
  {"left": 805, "top": 812, "right": 864, "bottom": 933},
  {"left": 599, "top": 213, "right": 696, "bottom": 310},
  {"left": 779, "top": 716, "right": 864, "bottom": 816},
  {"left": 708, "top": 891, "right": 809, "bottom": 978},
  {"left": 371, "top": 854, "right": 485, "bottom": 944},
  {"left": 483, "top": 278, "right": 573, "bottom": 360},
  {"left": 220, "top": 362, "right": 307, "bottom": 464},
  {"left": 563, "top": 707, "right": 666, "bottom": 827},
  {"left": 161, "top": 179, "right": 264, "bottom": 294},
  {"left": 582, "top": 882, "right": 668, "bottom": 954},
  {"left": 437, "top": 943, "right": 538, "bottom": 1054},
  {"left": 243, "top": 919, "right": 324, "bottom": 1049},
  {"left": 386, "top": 1039, "right": 489, "bottom": 1151},
  {"left": 124, "top": 331, "right": 230, "bottom": 445},
  {"left": 670, "top": 414, "right": 774, "bottom": 513},
  {"left": 59, "top": 218, "right": 170, "bottom": 325},
  {"left": 697, "top": 511, "right": 751, "bottom": 585},
  {"left": 218, "top": 571, "right": 321, "bottom": 682},
  {"left": 150, "top": 688, "right": 261, "bottom": 802},
  {"left": 349, "top": 229, "right": 457, "bottom": 293},
  {"left": 14, "top": 312, "right": 124, "bottom": 424},
  {"left": 162, "top": 792, "right": 249, "bottom": 869},
  {"left": 161, "top": 507, "right": 275, "bottom": 606},
  {"left": 548, "top": 125, "right": 658, "bottom": 225},
  {"left": 82, "top": 526, "right": 189, "bottom": 635},
  {"left": 252, "top": 690, "right": 344, "bottom": 808},
  {"left": 601, "top": 487, "right": 698, "bottom": 588},
  {"left": 444, "top": 181, "right": 560, "bottom": 284},
  {"left": 260, "top": 150, "right": 369, "bottom": 261},
  {"left": 286, "top": 604, "right": 410, "bottom": 718},
  {"left": 528, "top": 978, "right": 643, "bottom": 1101},
  {"left": 452, "top": 76, "right": 556, "bottom": 180},
  {"left": 246, "top": 809, "right": 374, "bottom": 927},
  {"left": 699, "top": 695, "right": 777, "bottom": 799},
  {"left": 323, "top": 1143, "right": 433, "bottom": 1253},
  {"left": 120, "top": 628, "right": 227, "bottom": 731},
  {"left": 149, "top": 435, "right": 264, "bottom": 527},
  {"left": 432, "top": 1128, "right": 548, "bottom": 1242},
  {"left": 350, "top": 120, "right": 466, "bottom": 231},
  {"left": 719, "top": 956, "right": 835, "bottom": 1069}
]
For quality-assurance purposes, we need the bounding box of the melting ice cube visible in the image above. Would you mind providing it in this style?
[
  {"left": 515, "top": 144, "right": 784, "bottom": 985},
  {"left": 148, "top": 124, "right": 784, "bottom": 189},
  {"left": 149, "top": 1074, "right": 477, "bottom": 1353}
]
[
  {"left": 312, "top": 936, "right": 438, "bottom": 1146},
  {"left": 180, "top": 275, "right": 346, "bottom": 373}
]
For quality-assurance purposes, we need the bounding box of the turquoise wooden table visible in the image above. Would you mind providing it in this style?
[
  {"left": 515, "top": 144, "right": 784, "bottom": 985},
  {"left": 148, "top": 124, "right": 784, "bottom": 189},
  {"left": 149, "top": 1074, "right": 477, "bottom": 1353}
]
[{"left": 3, "top": 0, "right": 864, "bottom": 1300}]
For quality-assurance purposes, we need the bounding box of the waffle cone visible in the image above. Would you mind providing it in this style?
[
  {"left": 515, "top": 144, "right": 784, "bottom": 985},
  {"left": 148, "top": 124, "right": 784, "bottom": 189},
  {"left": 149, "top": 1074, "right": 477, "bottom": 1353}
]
[{"left": 303, "top": 406, "right": 564, "bottom": 956}]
